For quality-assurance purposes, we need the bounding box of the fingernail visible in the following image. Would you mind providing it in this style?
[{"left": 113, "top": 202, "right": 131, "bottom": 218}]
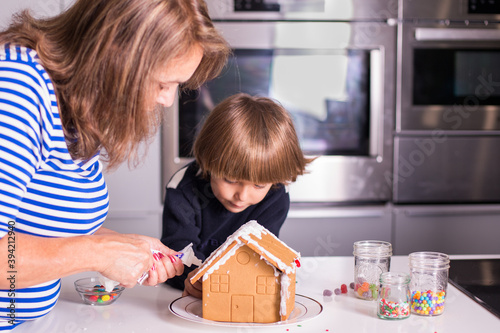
[
  {"left": 169, "top": 255, "right": 176, "bottom": 263},
  {"left": 151, "top": 264, "right": 156, "bottom": 271},
  {"left": 153, "top": 253, "right": 160, "bottom": 261},
  {"left": 157, "top": 252, "right": 165, "bottom": 259}
]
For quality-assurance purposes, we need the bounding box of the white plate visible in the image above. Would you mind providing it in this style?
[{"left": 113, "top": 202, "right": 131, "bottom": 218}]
[{"left": 169, "top": 294, "right": 322, "bottom": 327}]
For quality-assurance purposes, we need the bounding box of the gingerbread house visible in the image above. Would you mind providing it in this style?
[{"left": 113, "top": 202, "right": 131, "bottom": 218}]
[{"left": 190, "top": 220, "right": 301, "bottom": 323}]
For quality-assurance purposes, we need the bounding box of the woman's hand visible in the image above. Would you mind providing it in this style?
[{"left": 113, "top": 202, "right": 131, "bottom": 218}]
[
  {"left": 93, "top": 233, "right": 154, "bottom": 288},
  {"left": 129, "top": 234, "right": 184, "bottom": 286},
  {"left": 182, "top": 268, "right": 202, "bottom": 298}
]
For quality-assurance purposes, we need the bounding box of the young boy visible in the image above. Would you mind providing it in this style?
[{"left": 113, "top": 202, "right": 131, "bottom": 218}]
[{"left": 161, "top": 93, "right": 314, "bottom": 296}]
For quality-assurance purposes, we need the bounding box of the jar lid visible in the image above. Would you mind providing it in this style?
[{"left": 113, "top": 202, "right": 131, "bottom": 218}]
[
  {"left": 353, "top": 240, "right": 392, "bottom": 257},
  {"left": 409, "top": 251, "right": 450, "bottom": 270},
  {"left": 379, "top": 271, "right": 410, "bottom": 284}
]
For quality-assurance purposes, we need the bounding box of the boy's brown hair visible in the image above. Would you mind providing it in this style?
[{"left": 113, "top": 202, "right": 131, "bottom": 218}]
[
  {"left": 0, "top": 0, "right": 230, "bottom": 168},
  {"left": 193, "top": 93, "right": 315, "bottom": 185}
]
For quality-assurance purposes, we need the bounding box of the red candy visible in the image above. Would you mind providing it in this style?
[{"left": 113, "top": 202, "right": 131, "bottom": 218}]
[{"left": 341, "top": 284, "right": 348, "bottom": 294}]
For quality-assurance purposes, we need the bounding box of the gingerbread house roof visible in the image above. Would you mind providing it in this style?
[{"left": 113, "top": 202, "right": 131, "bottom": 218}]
[{"left": 191, "top": 220, "right": 301, "bottom": 284}]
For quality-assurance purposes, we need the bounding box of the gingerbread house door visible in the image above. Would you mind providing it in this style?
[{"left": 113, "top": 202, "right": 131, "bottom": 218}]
[{"left": 231, "top": 295, "right": 254, "bottom": 322}]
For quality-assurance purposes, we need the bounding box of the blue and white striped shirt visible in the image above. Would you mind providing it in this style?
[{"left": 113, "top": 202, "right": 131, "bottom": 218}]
[{"left": 0, "top": 44, "right": 109, "bottom": 330}]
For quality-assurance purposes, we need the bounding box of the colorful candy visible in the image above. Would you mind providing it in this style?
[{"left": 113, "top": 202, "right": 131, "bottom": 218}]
[
  {"left": 378, "top": 298, "right": 410, "bottom": 319},
  {"left": 355, "top": 281, "right": 378, "bottom": 300},
  {"left": 83, "top": 284, "right": 119, "bottom": 305},
  {"left": 410, "top": 290, "right": 446, "bottom": 316}
]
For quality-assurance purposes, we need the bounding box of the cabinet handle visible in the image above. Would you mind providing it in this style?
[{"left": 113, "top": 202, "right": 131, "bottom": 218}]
[
  {"left": 288, "top": 208, "right": 385, "bottom": 219},
  {"left": 415, "top": 28, "right": 500, "bottom": 41},
  {"left": 404, "top": 210, "right": 500, "bottom": 218}
]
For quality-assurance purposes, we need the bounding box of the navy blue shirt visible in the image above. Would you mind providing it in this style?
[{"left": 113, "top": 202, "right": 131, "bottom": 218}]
[{"left": 161, "top": 161, "right": 290, "bottom": 290}]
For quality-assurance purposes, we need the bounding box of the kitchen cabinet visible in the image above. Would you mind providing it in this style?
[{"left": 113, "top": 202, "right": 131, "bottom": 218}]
[
  {"left": 280, "top": 204, "right": 392, "bottom": 256},
  {"left": 393, "top": 204, "right": 500, "bottom": 255}
]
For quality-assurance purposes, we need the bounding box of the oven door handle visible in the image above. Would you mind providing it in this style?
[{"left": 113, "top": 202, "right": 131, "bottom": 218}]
[{"left": 415, "top": 27, "right": 500, "bottom": 41}]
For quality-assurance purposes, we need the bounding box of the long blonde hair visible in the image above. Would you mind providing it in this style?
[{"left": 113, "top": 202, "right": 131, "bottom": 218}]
[
  {"left": 0, "top": 0, "right": 230, "bottom": 168},
  {"left": 193, "top": 93, "right": 315, "bottom": 185}
]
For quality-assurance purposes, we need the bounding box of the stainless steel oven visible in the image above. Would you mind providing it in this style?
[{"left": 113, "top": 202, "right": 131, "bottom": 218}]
[
  {"left": 162, "top": 0, "right": 397, "bottom": 204},
  {"left": 394, "top": 0, "right": 500, "bottom": 203}
]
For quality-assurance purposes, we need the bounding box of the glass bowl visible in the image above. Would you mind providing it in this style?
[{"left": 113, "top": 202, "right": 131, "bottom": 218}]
[{"left": 74, "top": 277, "right": 125, "bottom": 306}]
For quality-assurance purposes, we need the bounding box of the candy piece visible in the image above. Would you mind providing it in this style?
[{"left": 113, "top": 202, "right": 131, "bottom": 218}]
[
  {"left": 349, "top": 282, "right": 355, "bottom": 289},
  {"left": 101, "top": 295, "right": 111, "bottom": 302},
  {"left": 341, "top": 284, "right": 348, "bottom": 293},
  {"left": 410, "top": 289, "right": 446, "bottom": 316},
  {"left": 323, "top": 289, "right": 333, "bottom": 296},
  {"left": 334, "top": 288, "right": 341, "bottom": 295},
  {"left": 88, "top": 295, "right": 98, "bottom": 302}
]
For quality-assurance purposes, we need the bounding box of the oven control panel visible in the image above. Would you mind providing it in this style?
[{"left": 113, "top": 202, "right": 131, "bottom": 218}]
[{"left": 469, "top": 0, "right": 500, "bottom": 14}]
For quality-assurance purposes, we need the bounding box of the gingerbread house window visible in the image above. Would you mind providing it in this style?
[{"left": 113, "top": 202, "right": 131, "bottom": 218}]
[
  {"left": 256, "top": 275, "right": 276, "bottom": 295},
  {"left": 210, "top": 274, "right": 229, "bottom": 293}
]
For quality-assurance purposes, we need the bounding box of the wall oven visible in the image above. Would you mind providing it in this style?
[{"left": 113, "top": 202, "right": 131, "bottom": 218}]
[
  {"left": 394, "top": 0, "right": 500, "bottom": 203},
  {"left": 162, "top": 0, "right": 397, "bottom": 204}
]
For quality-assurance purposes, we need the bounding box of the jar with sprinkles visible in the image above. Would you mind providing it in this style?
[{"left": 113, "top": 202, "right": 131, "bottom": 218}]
[
  {"left": 353, "top": 240, "right": 392, "bottom": 300},
  {"left": 377, "top": 272, "right": 411, "bottom": 320},
  {"left": 409, "top": 252, "right": 450, "bottom": 316}
]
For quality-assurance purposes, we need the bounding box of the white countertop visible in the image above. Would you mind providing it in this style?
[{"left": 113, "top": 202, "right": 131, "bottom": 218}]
[{"left": 13, "top": 255, "right": 500, "bottom": 332}]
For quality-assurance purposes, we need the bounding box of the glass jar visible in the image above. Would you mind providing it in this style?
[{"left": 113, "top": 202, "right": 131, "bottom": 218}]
[
  {"left": 409, "top": 252, "right": 450, "bottom": 316},
  {"left": 377, "top": 272, "right": 411, "bottom": 320},
  {"left": 353, "top": 240, "right": 392, "bottom": 300}
]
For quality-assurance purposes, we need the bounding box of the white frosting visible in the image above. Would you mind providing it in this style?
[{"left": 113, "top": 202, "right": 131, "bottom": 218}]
[
  {"left": 178, "top": 243, "right": 202, "bottom": 267},
  {"left": 202, "top": 243, "right": 244, "bottom": 281},
  {"left": 99, "top": 274, "right": 120, "bottom": 293},
  {"left": 280, "top": 273, "right": 292, "bottom": 316}
]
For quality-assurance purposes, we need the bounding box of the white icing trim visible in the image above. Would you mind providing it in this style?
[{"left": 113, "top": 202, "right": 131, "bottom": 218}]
[{"left": 280, "top": 274, "right": 291, "bottom": 316}]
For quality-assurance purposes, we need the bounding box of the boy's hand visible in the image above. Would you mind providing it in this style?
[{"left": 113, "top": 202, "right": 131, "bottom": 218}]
[{"left": 183, "top": 269, "right": 202, "bottom": 298}]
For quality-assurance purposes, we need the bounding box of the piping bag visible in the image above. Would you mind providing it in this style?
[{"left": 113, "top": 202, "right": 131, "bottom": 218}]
[{"left": 99, "top": 243, "right": 202, "bottom": 292}]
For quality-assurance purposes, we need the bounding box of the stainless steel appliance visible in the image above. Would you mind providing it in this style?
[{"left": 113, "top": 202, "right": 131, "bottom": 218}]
[
  {"left": 394, "top": 0, "right": 500, "bottom": 203},
  {"left": 162, "top": 0, "right": 397, "bottom": 204}
]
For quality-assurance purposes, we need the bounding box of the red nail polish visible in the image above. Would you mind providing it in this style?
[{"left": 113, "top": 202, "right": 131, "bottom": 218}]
[{"left": 169, "top": 255, "right": 176, "bottom": 263}]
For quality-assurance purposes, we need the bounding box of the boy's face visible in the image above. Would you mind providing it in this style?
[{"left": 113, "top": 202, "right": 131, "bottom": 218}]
[{"left": 210, "top": 176, "right": 273, "bottom": 213}]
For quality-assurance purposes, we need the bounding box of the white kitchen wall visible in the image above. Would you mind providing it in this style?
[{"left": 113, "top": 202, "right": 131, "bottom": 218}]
[{"left": 103, "top": 133, "right": 164, "bottom": 239}]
